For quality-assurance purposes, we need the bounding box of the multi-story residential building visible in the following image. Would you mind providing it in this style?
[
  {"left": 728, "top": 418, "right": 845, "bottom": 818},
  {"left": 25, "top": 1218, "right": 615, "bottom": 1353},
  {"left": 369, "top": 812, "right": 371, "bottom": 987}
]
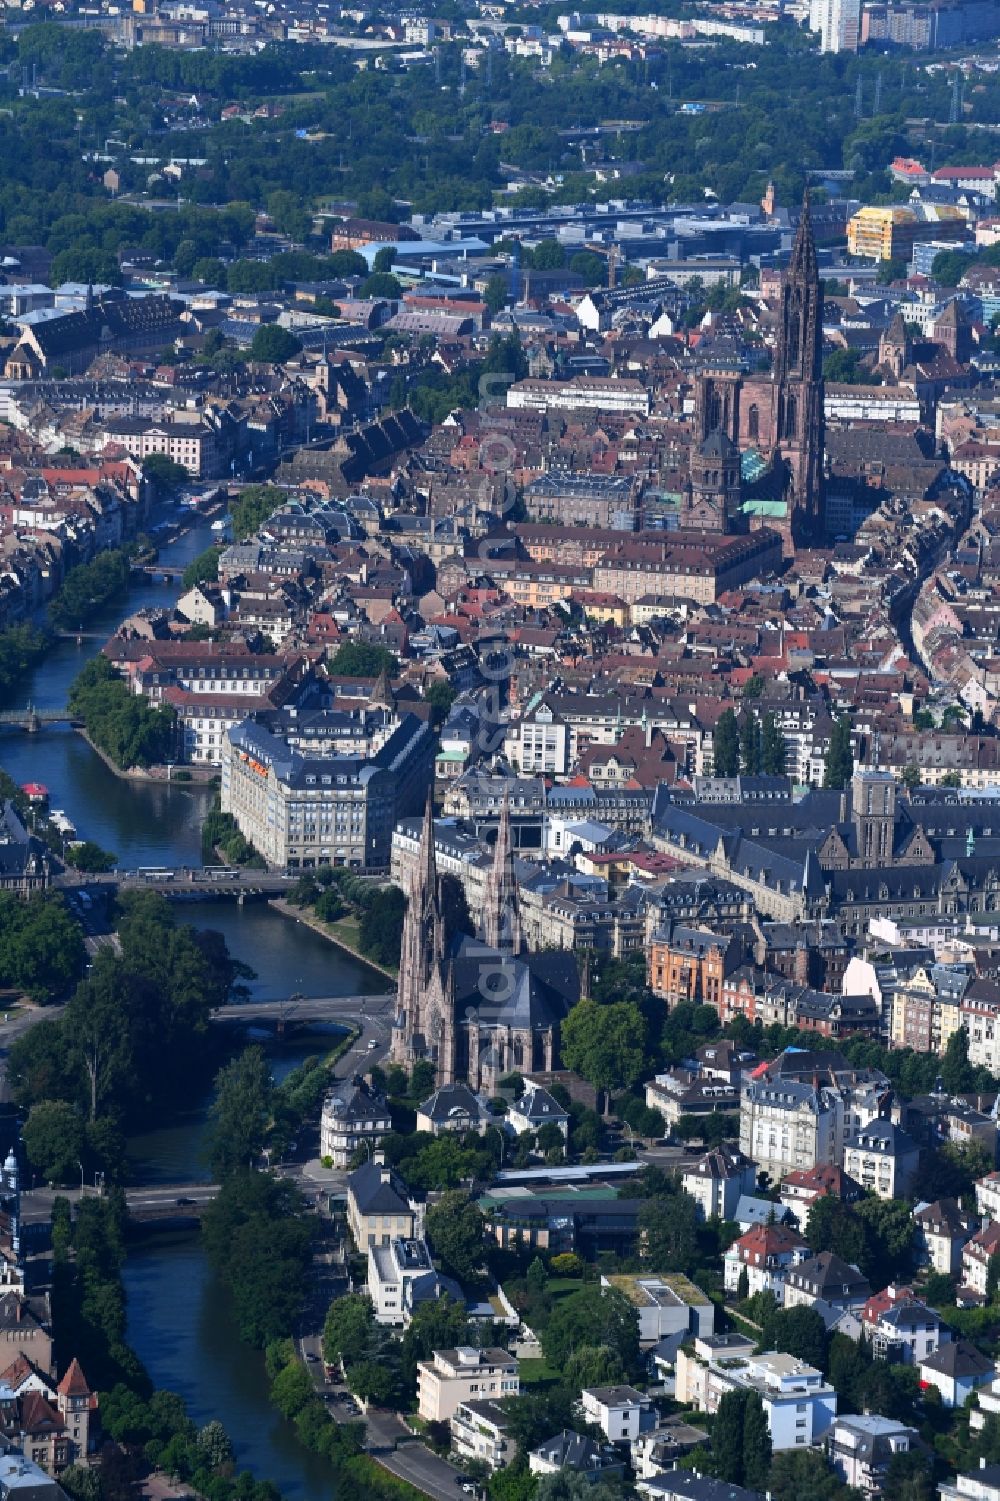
[
  {"left": 919, "top": 1341, "right": 995, "bottom": 1409},
  {"left": 914, "top": 1199, "right": 975, "bottom": 1275},
  {"left": 682, "top": 1146, "right": 756, "bottom": 1223},
  {"left": 783, "top": 1252, "right": 872, "bottom": 1313},
  {"left": 417, "top": 1348, "right": 519, "bottom": 1423},
  {"left": 976, "top": 1172, "right": 1000, "bottom": 1224},
  {"left": 581, "top": 1386, "right": 654, "bottom": 1444},
  {"left": 778, "top": 1165, "right": 863, "bottom": 1231},
  {"left": 647, "top": 926, "right": 743, "bottom": 1009},
  {"left": 450, "top": 1400, "right": 516, "bottom": 1471},
  {"left": 862, "top": 1296, "right": 949, "bottom": 1366},
  {"left": 961, "top": 1221, "right": 1000, "bottom": 1303},
  {"left": 346, "top": 1160, "right": 416, "bottom": 1250},
  {"left": 826, "top": 1416, "right": 922, "bottom": 1496},
  {"left": 320, "top": 1079, "right": 392, "bottom": 1169},
  {"left": 739, "top": 1050, "right": 891, "bottom": 1182},
  {"left": 504, "top": 699, "right": 570, "bottom": 776},
  {"left": 843, "top": 1121, "right": 919, "bottom": 1201},
  {"left": 739, "top": 1078, "right": 841, "bottom": 1181},
  {"left": 675, "top": 1344, "right": 837, "bottom": 1449},
  {"left": 962, "top": 982, "right": 1000, "bottom": 1075},
  {"left": 810, "top": 0, "right": 861, "bottom": 51},
  {"left": 940, "top": 1463, "right": 1000, "bottom": 1501},
  {"left": 366, "top": 1237, "right": 456, "bottom": 1326},
  {"left": 221, "top": 707, "right": 433, "bottom": 869},
  {"left": 723, "top": 1224, "right": 808, "bottom": 1299}
]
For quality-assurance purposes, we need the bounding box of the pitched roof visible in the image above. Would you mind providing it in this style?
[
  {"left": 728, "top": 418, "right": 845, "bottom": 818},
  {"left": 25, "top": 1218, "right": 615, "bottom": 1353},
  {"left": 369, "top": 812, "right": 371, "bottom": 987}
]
[{"left": 56, "top": 1359, "right": 90, "bottom": 1399}]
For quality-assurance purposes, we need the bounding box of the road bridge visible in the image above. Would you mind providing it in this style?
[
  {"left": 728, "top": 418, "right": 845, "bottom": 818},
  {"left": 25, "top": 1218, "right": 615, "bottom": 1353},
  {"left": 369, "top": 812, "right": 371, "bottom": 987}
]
[
  {"left": 0, "top": 708, "right": 76, "bottom": 731},
  {"left": 212, "top": 992, "right": 396, "bottom": 1028}
]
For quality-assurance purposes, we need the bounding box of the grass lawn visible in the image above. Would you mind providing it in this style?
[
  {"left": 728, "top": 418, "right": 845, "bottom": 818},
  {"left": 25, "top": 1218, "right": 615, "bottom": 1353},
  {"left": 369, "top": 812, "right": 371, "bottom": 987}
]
[{"left": 518, "top": 1358, "right": 562, "bottom": 1389}]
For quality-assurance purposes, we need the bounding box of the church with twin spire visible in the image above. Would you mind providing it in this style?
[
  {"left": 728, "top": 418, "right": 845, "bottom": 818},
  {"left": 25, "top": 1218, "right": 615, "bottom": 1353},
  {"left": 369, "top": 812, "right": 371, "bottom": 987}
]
[{"left": 390, "top": 794, "right": 580, "bottom": 1091}]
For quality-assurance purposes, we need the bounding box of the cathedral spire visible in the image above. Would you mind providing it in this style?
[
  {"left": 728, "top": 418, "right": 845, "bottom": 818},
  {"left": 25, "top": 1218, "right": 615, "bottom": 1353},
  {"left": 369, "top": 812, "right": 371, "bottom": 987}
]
[
  {"left": 483, "top": 789, "right": 522, "bottom": 953},
  {"left": 788, "top": 190, "right": 818, "bottom": 284}
]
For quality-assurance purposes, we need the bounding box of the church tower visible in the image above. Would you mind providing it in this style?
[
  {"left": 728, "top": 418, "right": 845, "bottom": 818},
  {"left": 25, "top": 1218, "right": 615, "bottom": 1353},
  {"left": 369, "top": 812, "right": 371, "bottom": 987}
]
[
  {"left": 392, "top": 789, "right": 443, "bottom": 1063},
  {"left": 774, "top": 192, "right": 824, "bottom": 539},
  {"left": 482, "top": 793, "right": 523, "bottom": 953}
]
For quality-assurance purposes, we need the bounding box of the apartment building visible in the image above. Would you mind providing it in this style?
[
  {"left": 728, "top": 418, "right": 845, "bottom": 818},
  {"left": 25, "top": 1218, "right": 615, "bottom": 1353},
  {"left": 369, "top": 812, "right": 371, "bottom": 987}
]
[
  {"left": 319, "top": 1079, "right": 392, "bottom": 1169},
  {"left": 417, "top": 1348, "right": 519, "bottom": 1423},
  {"left": 346, "top": 1160, "right": 416, "bottom": 1250},
  {"left": 222, "top": 707, "right": 433, "bottom": 869},
  {"left": 826, "top": 1416, "right": 922, "bottom": 1496},
  {"left": 843, "top": 1121, "right": 919, "bottom": 1201},
  {"left": 676, "top": 1342, "right": 837, "bottom": 1449}
]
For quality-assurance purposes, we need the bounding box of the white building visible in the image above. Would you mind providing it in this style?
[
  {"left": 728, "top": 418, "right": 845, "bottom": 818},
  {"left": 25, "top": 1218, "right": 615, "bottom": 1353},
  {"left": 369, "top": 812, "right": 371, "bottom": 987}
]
[
  {"left": 682, "top": 1146, "right": 756, "bottom": 1222},
  {"left": 580, "top": 1385, "right": 654, "bottom": 1443},
  {"left": 826, "top": 1415, "right": 922, "bottom": 1496},
  {"left": 976, "top": 1173, "right": 1000, "bottom": 1224},
  {"left": 722, "top": 1223, "right": 808, "bottom": 1299},
  {"left": 601, "top": 1273, "right": 715, "bottom": 1344},
  {"left": 417, "top": 1347, "right": 519, "bottom": 1423},
  {"left": 450, "top": 1399, "right": 515, "bottom": 1471},
  {"left": 843, "top": 1120, "right": 919, "bottom": 1201},
  {"left": 367, "top": 1237, "right": 457, "bottom": 1325},
  {"left": 320, "top": 1079, "right": 392, "bottom": 1168},
  {"left": 676, "top": 1341, "right": 837, "bottom": 1449},
  {"left": 809, "top": 0, "right": 861, "bottom": 52}
]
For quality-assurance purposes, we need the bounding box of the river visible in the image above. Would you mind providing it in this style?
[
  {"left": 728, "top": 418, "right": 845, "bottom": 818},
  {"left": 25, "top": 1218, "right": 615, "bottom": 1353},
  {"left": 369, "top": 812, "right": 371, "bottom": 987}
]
[{"left": 2, "top": 515, "right": 380, "bottom": 1500}]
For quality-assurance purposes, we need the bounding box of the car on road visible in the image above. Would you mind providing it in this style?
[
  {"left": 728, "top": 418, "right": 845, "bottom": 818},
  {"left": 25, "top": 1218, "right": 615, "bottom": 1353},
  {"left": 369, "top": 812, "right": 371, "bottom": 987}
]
[
  {"left": 367, "top": 1039, "right": 378, "bottom": 1050},
  {"left": 175, "top": 1196, "right": 196, "bottom": 1206},
  {"left": 305, "top": 1352, "right": 318, "bottom": 1362}
]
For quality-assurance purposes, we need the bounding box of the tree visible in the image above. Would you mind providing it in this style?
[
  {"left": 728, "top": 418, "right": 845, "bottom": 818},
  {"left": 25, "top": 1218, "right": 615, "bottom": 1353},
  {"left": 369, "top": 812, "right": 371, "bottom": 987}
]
[
  {"left": 805, "top": 1196, "right": 866, "bottom": 1269},
  {"left": 768, "top": 1448, "right": 855, "bottom": 1501},
  {"left": 741, "top": 1391, "right": 772, "bottom": 1492},
  {"left": 883, "top": 1450, "right": 933, "bottom": 1501},
  {"left": 250, "top": 325, "right": 302, "bottom": 363},
  {"left": 23, "top": 1099, "right": 85, "bottom": 1183},
  {"left": 425, "top": 1190, "right": 484, "bottom": 1281},
  {"left": 207, "top": 1045, "right": 274, "bottom": 1180},
  {"left": 760, "top": 1305, "right": 828, "bottom": 1371},
  {"left": 346, "top": 1359, "right": 394, "bottom": 1403},
  {"left": 761, "top": 713, "right": 786, "bottom": 776},
  {"left": 823, "top": 715, "right": 854, "bottom": 790},
  {"left": 560, "top": 999, "right": 645, "bottom": 1111},
  {"left": 855, "top": 1197, "right": 915, "bottom": 1288},
  {"left": 714, "top": 708, "right": 740, "bottom": 778},
  {"left": 64, "top": 841, "right": 117, "bottom": 873},
  {"left": 740, "top": 713, "right": 762, "bottom": 775},
  {"left": 329, "top": 642, "right": 397, "bottom": 678},
  {"left": 540, "top": 1287, "right": 639, "bottom": 1378},
  {"left": 712, "top": 1390, "right": 747, "bottom": 1484},
  {"left": 484, "top": 275, "right": 508, "bottom": 315},
  {"left": 323, "top": 1293, "right": 376, "bottom": 1368},
  {"left": 426, "top": 680, "right": 456, "bottom": 724},
  {"left": 638, "top": 1192, "right": 699, "bottom": 1273},
  {"left": 360, "top": 273, "right": 403, "bottom": 300},
  {"left": 563, "top": 1345, "right": 625, "bottom": 1389},
  {"left": 942, "top": 1025, "right": 975, "bottom": 1094},
  {"left": 197, "top": 1420, "right": 234, "bottom": 1470},
  {"left": 143, "top": 453, "right": 188, "bottom": 494},
  {"left": 181, "top": 545, "right": 223, "bottom": 591},
  {"left": 230, "top": 484, "right": 286, "bottom": 541}
]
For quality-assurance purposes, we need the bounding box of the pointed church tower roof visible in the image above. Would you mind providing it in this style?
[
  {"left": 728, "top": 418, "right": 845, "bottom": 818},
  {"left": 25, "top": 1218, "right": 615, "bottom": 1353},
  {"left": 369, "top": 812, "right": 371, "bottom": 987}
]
[
  {"left": 415, "top": 785, "right": 438, "bottom": 905},
  {"left": 483, "top": 789, "right": 523, "bottom": 953},
  {"left": 371, "top": 663, "right": 396, "bottom": 709},
  {"left": 886, "top": 311, "right": 908, "bottom": 343},
  {"left": 57, "top": 1360, "right": 91, "bottom": 1399},
  {"left": 788, "top": 191, "right": 819, "bottom": 285}
]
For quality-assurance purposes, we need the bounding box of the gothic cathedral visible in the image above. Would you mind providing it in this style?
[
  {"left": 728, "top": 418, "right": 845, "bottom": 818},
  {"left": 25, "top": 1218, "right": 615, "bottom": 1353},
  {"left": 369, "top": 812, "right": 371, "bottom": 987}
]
[{"left": 391, "top": 794, "right": 580, "bottom": 1092}]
